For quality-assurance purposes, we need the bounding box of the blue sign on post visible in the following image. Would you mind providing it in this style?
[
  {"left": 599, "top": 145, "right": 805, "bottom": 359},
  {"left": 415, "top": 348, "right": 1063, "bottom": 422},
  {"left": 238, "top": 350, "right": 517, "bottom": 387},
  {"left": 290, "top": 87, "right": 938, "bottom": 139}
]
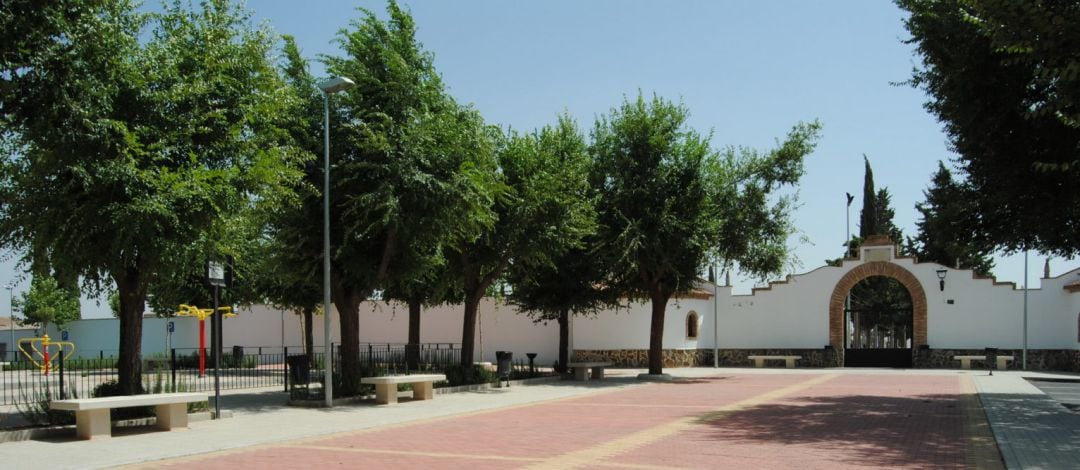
[
  {"left": 61, "top": 330, "right": 69, "bottom": 341},
  {"left": 168, "top": 321, "right": 175, "bottom": 333}
]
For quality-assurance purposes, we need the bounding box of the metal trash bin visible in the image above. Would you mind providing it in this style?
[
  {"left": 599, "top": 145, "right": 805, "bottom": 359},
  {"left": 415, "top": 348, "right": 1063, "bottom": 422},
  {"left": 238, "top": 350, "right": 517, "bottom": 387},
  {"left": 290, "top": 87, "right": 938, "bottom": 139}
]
[
  {"left": 496, "top": 351, "right": 512, "bottom": 388},
  {"left": 985, "top": 347, "right": 998, "bottom": 374},
  {"left": 287, "top": 354, "right": 311, "bottom": 386},
  {"left": 232, "top": 345, "right": 244, "bottom": 365}
]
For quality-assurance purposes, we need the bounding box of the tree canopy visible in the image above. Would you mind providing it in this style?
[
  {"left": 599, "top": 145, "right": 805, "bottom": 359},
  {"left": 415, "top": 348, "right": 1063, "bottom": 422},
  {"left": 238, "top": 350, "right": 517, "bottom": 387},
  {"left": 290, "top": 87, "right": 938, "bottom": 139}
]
[
  {"left": 450, "top": 116, "right": 596, "bottom": 367},
  {"left": 906, "top": 161, "right": 995, "bottom": 275},
  {"left": 898, "top": 0, "right": 1080, "bottom": 256},
  {"left": 591, "top": 93, "right": 820, "bottom": 375},
  {"left": 0, "top": 0, "right": 304, "bottom": 394},
  {"left": 16, "top": 276, "right": 81, "bottom": 333},
  {"left": 316, "top": 1, "right": 500, "bottom": 394}
]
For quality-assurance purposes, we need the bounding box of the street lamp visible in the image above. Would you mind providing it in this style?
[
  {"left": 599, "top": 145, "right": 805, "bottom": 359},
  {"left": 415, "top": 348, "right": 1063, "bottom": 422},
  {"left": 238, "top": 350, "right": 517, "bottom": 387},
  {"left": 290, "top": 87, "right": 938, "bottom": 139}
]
[
  {"left": 935, "top": 269, "right": 947, "bottom": 292},
  {"left": 318, "top": 75, "right": 354, "bottom": 408}
]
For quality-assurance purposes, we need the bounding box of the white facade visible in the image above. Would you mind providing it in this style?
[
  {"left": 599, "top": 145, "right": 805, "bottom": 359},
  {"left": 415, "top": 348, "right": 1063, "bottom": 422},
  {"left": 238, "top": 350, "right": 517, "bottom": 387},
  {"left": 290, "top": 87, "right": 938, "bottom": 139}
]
[{"left": 44, "top": 246, "right": 1080, "bottom": 364}]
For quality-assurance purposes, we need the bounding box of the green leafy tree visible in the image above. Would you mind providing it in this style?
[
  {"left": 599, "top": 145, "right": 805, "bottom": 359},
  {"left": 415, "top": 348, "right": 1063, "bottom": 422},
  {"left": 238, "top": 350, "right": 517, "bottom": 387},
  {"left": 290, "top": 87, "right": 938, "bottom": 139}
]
[
  {"left": 0, "top": 0, "right": 303, "bottom": 394},
  {"left": 315, "top": 2, "right": 500, "bottom": 394},
  {"left": 15, "top": 276, "right": 80, "bottom": 333},
  {"left": 906, "top": 161, "right": 994, "bottom": 275},
  {"left": 450, "top": 118, "right": 596, "bottom": 367},
  {"left": 591, "top": 93, "right": 820, "bottom": 375},
  {"left": 505, "top": 116, "right": 608, "bottom": 373},
  {"left": 859, "top": 156, "right": 877, "bottom": 239},
  {"left": 382, "top": 260, "right": 457, "bottom": 370},
  {"left": 898, "top": 0, "right": 1080, "bottom": 257}
]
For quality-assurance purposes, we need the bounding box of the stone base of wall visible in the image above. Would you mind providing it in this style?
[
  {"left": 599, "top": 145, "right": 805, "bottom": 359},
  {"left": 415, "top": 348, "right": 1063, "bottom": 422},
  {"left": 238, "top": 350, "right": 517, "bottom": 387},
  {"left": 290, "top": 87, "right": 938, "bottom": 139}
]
[
  {"left": 573, "top": 348, "right": 1079, "bottom": 371},
  {"left": 571, "top": 348, "right": 841, "bottom": 368},
  {"left": 914, "top": 348, "right": 1080, "bottom": 372}
]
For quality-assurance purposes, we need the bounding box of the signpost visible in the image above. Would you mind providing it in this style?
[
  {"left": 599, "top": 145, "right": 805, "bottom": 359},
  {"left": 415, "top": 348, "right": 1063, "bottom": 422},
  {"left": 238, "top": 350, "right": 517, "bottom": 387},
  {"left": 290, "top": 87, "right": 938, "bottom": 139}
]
[{"left": 206, "top": 257, "right": 232, "bottom": 420}]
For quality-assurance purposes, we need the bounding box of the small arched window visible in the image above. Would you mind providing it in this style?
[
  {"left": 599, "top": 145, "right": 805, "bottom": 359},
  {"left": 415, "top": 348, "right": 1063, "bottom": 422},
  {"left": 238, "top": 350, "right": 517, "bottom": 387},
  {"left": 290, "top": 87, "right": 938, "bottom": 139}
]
[{"left": 686, "top": 311, "right": 700, "bottom": 340}]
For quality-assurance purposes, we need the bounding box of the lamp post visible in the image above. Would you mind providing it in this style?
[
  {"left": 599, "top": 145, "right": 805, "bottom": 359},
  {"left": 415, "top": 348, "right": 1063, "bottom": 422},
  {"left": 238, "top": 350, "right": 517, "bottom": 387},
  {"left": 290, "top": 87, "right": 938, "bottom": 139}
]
[
  {"left": 5, "top": 282, "right": 14, "bottom": 361},
  {"left": 318, "top": 76, "right": 355, "bottom": 408}
]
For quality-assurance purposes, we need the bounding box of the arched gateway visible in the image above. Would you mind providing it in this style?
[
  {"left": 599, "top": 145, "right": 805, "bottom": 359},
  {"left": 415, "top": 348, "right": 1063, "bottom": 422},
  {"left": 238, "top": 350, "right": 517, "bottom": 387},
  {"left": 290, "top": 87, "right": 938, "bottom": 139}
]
[{"left": 829, "top": 259, "right": 928, "bottom": 367}]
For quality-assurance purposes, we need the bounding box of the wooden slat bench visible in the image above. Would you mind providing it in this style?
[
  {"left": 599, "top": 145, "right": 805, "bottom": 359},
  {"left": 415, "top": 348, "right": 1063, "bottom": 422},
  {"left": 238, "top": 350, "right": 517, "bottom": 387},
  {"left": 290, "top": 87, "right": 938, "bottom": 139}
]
[
  {"left": 748, "top": 355, "right": 801, "bottom": 368},
  {"left": 51, "top": 392, "right": 208, "bottom": 440},
  {"left": 567, "top": 362, "right": 612, "bottom": 381},
  {"left": 360, "top": 374, "right": 447, "bottom": 405}
]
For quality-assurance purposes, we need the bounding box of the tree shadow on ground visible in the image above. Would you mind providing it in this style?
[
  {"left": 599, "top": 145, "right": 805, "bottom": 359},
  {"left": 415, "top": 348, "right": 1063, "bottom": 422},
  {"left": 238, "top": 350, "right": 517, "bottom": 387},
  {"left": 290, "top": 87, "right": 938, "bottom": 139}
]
[{"left": 698, "top": 393, "right": 970, "bottom": 468}]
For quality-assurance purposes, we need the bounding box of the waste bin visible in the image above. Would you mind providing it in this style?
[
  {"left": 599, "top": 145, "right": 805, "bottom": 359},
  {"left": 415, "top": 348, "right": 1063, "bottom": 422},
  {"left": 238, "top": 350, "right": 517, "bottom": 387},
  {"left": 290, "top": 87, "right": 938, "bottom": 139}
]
[
  {"left": 286, "top": 354, "right": 311, "bottom": 386},
  {"left": 232, "top": 345, "right": 244, "bottom": 365},
  {"left": 495, "top": 351, "right": 512, "bottom": 388},
  {"left": 985, "top": 347, "right": 998, "bottom": 374}
]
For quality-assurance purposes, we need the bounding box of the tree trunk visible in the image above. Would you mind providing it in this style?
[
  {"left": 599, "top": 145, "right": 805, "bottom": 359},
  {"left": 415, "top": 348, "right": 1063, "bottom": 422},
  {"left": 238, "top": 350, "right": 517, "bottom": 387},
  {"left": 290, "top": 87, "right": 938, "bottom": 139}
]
[
  {"left": 460, "top": 294, "right": 481, "bottom": 367},
  {"left": 557, "top": 308, "right": 569, "bottom": 373},
  {"left": 114, "top": 267, "right": 147, "bottom": 395},
  {"left": 407, "top": 298, "right": 421, "bottom": 370},
  {"left": 303, "top": 307, "right": 314, "bottom": 367},
  {"left": 648, "top": 289, "right": 670, "bottom": 375},
  {"left": 331, "top": 286, "right": 363, "bottom": 397}
]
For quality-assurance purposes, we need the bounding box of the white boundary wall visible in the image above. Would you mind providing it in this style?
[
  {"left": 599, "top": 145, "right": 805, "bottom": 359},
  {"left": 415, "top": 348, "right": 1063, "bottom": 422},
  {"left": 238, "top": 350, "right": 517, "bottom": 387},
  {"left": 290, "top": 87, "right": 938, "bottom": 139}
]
[{"left": 48, "top": 254, "right": 1080, "bottom": 360}]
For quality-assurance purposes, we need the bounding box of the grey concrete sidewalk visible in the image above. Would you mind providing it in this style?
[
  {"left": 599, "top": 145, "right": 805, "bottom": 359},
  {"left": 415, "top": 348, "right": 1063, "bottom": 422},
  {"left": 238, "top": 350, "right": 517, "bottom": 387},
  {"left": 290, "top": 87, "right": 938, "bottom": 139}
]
[{"left": 974, "top": 372, "right": 1080, "bottom": 470}]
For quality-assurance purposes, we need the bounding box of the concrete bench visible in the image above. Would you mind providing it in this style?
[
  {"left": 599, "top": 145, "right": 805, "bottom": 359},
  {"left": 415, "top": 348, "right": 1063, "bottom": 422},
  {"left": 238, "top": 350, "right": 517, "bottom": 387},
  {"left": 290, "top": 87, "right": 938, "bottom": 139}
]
[
  {"left": 567, "top": 362, "right": 612, "bottom": 381},
  {"left": 953, "top": 355, "right": 1014, "bottom": 370},
  {"left": 51, "top": 392, "right": 208, "bottom": 440},
  {"left": 748, "top": 355, "right": 801, "bottom": 368},
  {"left": 360, "top": 374, "right": 446, "bottom": 405}
]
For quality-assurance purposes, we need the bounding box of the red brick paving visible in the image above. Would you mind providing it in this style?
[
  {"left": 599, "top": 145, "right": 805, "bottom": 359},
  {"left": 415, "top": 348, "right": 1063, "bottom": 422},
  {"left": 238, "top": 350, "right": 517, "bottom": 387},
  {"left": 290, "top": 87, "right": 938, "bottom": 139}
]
[{"left": 149, "top": 373, "right": 980, "bottom": 469}]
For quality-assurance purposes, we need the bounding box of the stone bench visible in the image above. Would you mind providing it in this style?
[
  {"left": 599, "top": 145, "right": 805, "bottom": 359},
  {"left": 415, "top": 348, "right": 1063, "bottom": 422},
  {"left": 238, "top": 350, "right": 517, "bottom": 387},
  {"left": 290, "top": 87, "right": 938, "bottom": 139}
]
[
  {"left": 953, "top": 355, "right": 1014, "bottom": 370},
  {"left": 360, "top": 374, "right": 447, "bottom": 405},
  {"left": 567, "top": 362, "right": 612, "bottom": 381},
  {"left": 51, "top": 392, "right": 208, "bottom": 440},
  {"left": 748, "top": 355, "right": 801, "bottom": 368}
]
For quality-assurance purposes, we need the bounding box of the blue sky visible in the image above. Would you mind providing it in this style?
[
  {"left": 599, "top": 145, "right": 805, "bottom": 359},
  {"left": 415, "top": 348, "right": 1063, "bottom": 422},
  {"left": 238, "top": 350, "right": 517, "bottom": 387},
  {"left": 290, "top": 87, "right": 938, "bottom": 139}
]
[{"left": 2, "top": 0, "right": 1071, "bottom": 318}]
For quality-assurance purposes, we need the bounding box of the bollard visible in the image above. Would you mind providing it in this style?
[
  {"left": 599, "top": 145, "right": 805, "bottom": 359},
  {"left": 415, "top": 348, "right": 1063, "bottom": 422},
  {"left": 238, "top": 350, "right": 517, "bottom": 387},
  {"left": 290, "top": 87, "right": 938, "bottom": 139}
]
[
  {"left": 527, "top": 353, "right": 537, "bottom": 375},
  {"left": 58, "top": 351, "right": 65, "bottom": 399},
  {"left": 171, "top": 349, "right": 177, "bottom": 392}
]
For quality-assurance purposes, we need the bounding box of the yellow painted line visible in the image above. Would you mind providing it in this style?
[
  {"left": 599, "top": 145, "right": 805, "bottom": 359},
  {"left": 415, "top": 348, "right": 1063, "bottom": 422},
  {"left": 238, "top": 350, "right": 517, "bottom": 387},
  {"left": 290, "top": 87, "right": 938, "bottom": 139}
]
[
  {"left": 522, "top": 374, "right": 838, "bottom": 470},
  {"left": 284, "top": 444, "right": 544, "bottom": 462},
  {"left": 959, "top": 375, "right": 1005, "bottom": 470}
]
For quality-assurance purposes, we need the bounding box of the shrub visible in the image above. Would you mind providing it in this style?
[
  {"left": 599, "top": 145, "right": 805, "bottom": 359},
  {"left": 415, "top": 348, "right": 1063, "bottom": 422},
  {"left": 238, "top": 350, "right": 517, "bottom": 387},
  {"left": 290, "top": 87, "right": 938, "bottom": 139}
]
[
  {"left": 15, "top": 382, "right": 77, "bottom": 426},
  {"left": 442, "top": 364, "right": 496, "bottom": 387}
]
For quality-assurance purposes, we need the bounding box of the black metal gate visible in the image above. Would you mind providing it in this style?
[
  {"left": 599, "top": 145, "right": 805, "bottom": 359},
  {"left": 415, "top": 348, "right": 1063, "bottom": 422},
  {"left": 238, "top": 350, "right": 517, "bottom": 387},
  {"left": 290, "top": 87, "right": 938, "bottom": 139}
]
[
  {"left": 844, "top": 348, "right": 912, "bottom": 368},
  {"left": 844, "top": 307, "right": 913, "bottom": 368}
]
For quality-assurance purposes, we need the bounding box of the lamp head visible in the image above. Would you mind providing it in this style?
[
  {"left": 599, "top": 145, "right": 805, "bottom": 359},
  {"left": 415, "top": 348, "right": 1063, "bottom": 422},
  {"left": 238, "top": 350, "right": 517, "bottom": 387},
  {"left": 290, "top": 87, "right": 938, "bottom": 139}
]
[{"left": 318, "top": 76, "right": 355, "bottom": 94}]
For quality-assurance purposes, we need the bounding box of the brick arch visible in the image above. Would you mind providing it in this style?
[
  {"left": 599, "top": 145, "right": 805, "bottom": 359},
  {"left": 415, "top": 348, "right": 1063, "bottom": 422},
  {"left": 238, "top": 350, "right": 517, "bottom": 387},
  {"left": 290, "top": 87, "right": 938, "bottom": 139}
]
[{"left": 829, "top": 262, "right": 927, "bottom": 353}]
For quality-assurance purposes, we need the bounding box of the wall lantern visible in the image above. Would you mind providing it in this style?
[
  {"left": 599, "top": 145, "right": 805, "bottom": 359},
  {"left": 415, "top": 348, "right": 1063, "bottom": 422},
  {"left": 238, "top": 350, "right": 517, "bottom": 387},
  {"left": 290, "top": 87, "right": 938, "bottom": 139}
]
[{"left": 936, "top": 269, "right": 947, "bottom": 292}]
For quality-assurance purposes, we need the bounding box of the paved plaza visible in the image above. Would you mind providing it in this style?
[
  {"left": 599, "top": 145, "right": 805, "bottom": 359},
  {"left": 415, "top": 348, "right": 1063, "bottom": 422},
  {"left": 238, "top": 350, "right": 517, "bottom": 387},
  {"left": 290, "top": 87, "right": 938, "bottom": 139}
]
[{"left": 1, "top": 368, "right": 1078, "bottom": 469}]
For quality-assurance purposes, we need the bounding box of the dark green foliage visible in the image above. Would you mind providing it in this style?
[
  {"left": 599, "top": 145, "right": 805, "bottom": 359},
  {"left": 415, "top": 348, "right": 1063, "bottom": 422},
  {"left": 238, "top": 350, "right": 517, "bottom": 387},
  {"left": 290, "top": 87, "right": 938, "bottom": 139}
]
[
  {"left": 898, "top": 0, "right": 1080, "bottom": 256},
  {"left": 859, "top": 156, "right": 877, "bottom": 238},
  {"left": 0, "top": 0, "right": 304, "bottom": 396},
  {"left": 591, "top": 92, "right": 820, "bottom": 374},
  {"left": 906, "top": 162, "right": 995, "bottom": 275},
  {"left": 442, "top": 364, "right": 497, "bottom": 387},
  {"left": 848, "top": 276, "right": 914, "bottom": 348},
  {"left": 504, "top": 116, "right": 608, "bottom": 373},
  {"left": 299, "top": 1, "right": 501, "bottom": 394},
  {"left": 450, "top": 117, "right": 596, "bottom": 367},
  {"left": 16, "top": 276, "right": 81, "bottom": 332}
]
